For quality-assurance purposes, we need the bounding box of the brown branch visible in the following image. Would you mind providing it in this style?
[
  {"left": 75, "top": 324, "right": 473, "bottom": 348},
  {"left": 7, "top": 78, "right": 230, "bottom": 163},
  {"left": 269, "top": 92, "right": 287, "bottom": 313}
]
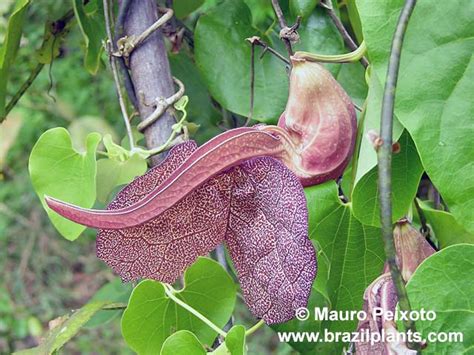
[{"left": 123, "top": 0, "right": 177, "bottom": 165}]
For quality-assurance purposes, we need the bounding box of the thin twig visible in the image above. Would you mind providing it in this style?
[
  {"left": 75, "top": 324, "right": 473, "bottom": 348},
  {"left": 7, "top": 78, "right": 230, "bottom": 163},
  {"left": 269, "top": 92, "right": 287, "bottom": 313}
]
[
  {"left": 136, "top": 77, "right": 185, "bottom": 132},
  {"left": 271, "top": 0, "right": 294, "bottom": 57},
  {"left": 103, "top": 0, "right": 135, "bottom": 149},
  {"left": 320, "top": 0, "right": 369, "bottom": 68},
  {"left": 247, "top": 37, "right": 290, "bottom": 65},
  {"left": 377, "top": 0, "right": 419, "bottom": 352},
  {"left": 4, "top": 63, "right": 43, "bottom": 119}
]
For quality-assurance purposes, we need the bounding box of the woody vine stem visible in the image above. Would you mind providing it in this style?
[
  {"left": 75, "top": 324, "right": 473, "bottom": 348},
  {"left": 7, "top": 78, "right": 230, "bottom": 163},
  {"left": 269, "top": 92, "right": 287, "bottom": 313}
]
[{"left": 377, "top": 0, "right": 420, "bottom": 352}]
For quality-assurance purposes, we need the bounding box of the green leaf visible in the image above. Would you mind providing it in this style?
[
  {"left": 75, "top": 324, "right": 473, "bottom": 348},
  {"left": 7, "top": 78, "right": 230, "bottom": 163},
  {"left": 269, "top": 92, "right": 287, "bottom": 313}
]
[
  {"left": 295, "top": 181, "right": 384, "bottom": 353},
  {"left": 290, "top": 0, "right": 319, "bottom": 19},
  {"left": 173, "top": 0, "right": 204, "bottom": 19},
  {"left": 195, "top": 0, "right": 343, "bottom": 122},
  {"left": 335, "top": 61, "right": 368, "bottom": 108},
  {"left": 345, "top": 0, "right": 364, "bottom": 44},
  {"left": 406, "top": 244, "right": 474, "bottom": 354},
  {"left": 68, "top": 116, "right": 118, "bottom": 152},
  {"left": 85, "top": 278, "right": 132, "bottom": 328},
  {"left": 357, "top": 0, "right": 474, "bottom": 233},
  {"left": 417, "top": 200, "right": 474, "bottom": 248},
  {"left": 353, "top": 70, "right": 404, "bottom": 185},
  {"left": 96, "top": 154, "right": 147, "bottom": 203},
  {"left": 169, "top": 52, "right": 221, "bottom": 143},
  {"left": 121, "top": 257, "right": 236, "bottom": 354},
  {"left": 243, "top": 0, "right": 275, "bottom": 28},
  {"left": 29, "top": 128, "right": 101, "bottom": 240},
  {"left": 13, "top": 301, "right": 111, "bottom": 355},
  {"left": 72, "top": 0, "right": 106, "bottom": 74},
  {"left": 0, "top": 0, "right": 31, "bottom": 118},
  {"left": 352, "top": 131, "right": 423, "bottom": 226},
  {"left": 225, "top": 325, "right": 246, "bottom": 355},
  {"left": 161, "top": 330, "right": 206, "bottom": 355}
]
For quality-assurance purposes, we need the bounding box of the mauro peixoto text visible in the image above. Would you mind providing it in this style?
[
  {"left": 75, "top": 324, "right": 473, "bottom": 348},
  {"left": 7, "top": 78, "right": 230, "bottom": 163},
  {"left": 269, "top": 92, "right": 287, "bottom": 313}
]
[{"left": 312, "top": 307, "right": 436, "bottom": 322}]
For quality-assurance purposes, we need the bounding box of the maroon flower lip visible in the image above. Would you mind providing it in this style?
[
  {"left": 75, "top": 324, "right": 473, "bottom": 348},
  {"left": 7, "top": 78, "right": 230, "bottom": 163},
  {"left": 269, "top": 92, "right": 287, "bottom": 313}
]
[
  {"left": 45, "top": 127, "right": 288, "bottom": 229},
  {"left": 43, "top": 58, "right": 356, "bottom": 324}
]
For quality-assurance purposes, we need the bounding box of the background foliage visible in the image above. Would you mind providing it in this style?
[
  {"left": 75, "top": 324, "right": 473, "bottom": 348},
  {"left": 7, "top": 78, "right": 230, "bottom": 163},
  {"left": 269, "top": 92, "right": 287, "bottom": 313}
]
[{"left": 1, "top": 0, "right": 473, "bottom": 353}]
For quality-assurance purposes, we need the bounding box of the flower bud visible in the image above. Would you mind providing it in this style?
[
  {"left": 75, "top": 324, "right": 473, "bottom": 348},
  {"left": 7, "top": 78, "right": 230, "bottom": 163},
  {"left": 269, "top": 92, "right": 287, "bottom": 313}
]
[
  {"left": 278, "top": 57, "right": 357, "bottom": 186},
  {"left": 393, "top": 219, "right": 435, "bottom": 282}
]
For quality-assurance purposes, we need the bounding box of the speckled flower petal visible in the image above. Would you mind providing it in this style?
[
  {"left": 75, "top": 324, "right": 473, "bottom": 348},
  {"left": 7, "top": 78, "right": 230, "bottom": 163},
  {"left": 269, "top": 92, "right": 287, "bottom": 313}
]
[
  {"left": 96, "top": 142, "right": 316, "bottom": 324},
  {"left": 225, "top": 157, "right": 317, "bottom": 324},
  {"left": 96, "top": 141, "right": 233, "bottom": 283}
]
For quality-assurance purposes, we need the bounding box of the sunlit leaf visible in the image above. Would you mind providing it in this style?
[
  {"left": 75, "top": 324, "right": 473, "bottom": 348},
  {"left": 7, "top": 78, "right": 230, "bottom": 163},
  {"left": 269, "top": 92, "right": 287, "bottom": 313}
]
[
  {"left": 121, "top": 257, "right": 236, "bottom": 354},
  {"left": 161, "top": 330, "right": 206, "bottom": 355},
  {"left": 29, "top": 128, "right": 101, "bottom": 240},
  {"left": 95, "top": 154, "right": 147, "bottom": 203}
]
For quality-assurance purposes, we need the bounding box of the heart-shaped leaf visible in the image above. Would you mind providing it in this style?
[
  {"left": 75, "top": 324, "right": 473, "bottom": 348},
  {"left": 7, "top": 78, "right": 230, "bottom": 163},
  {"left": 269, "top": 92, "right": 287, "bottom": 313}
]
[
  {"left": 212, "top": 325, "right": 247, "bottom": 355},
  {"left": 121, "top": 257, "right": 236, "bottom": 354},
  {"left": 29, "top": 128, "right": 101, "bottom": 240},
  {"left": 161, "top": 330, "right": 206, "bottom": 355},
  {"left": 406, "top": 244, "right": 474, "bottom": 354}
]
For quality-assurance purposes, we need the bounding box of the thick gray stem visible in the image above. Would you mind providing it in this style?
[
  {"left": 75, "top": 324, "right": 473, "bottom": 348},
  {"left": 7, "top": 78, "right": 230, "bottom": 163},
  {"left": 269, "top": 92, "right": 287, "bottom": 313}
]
[{"left": 124, "top": 0, "right": 175, "bottom": 164}]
